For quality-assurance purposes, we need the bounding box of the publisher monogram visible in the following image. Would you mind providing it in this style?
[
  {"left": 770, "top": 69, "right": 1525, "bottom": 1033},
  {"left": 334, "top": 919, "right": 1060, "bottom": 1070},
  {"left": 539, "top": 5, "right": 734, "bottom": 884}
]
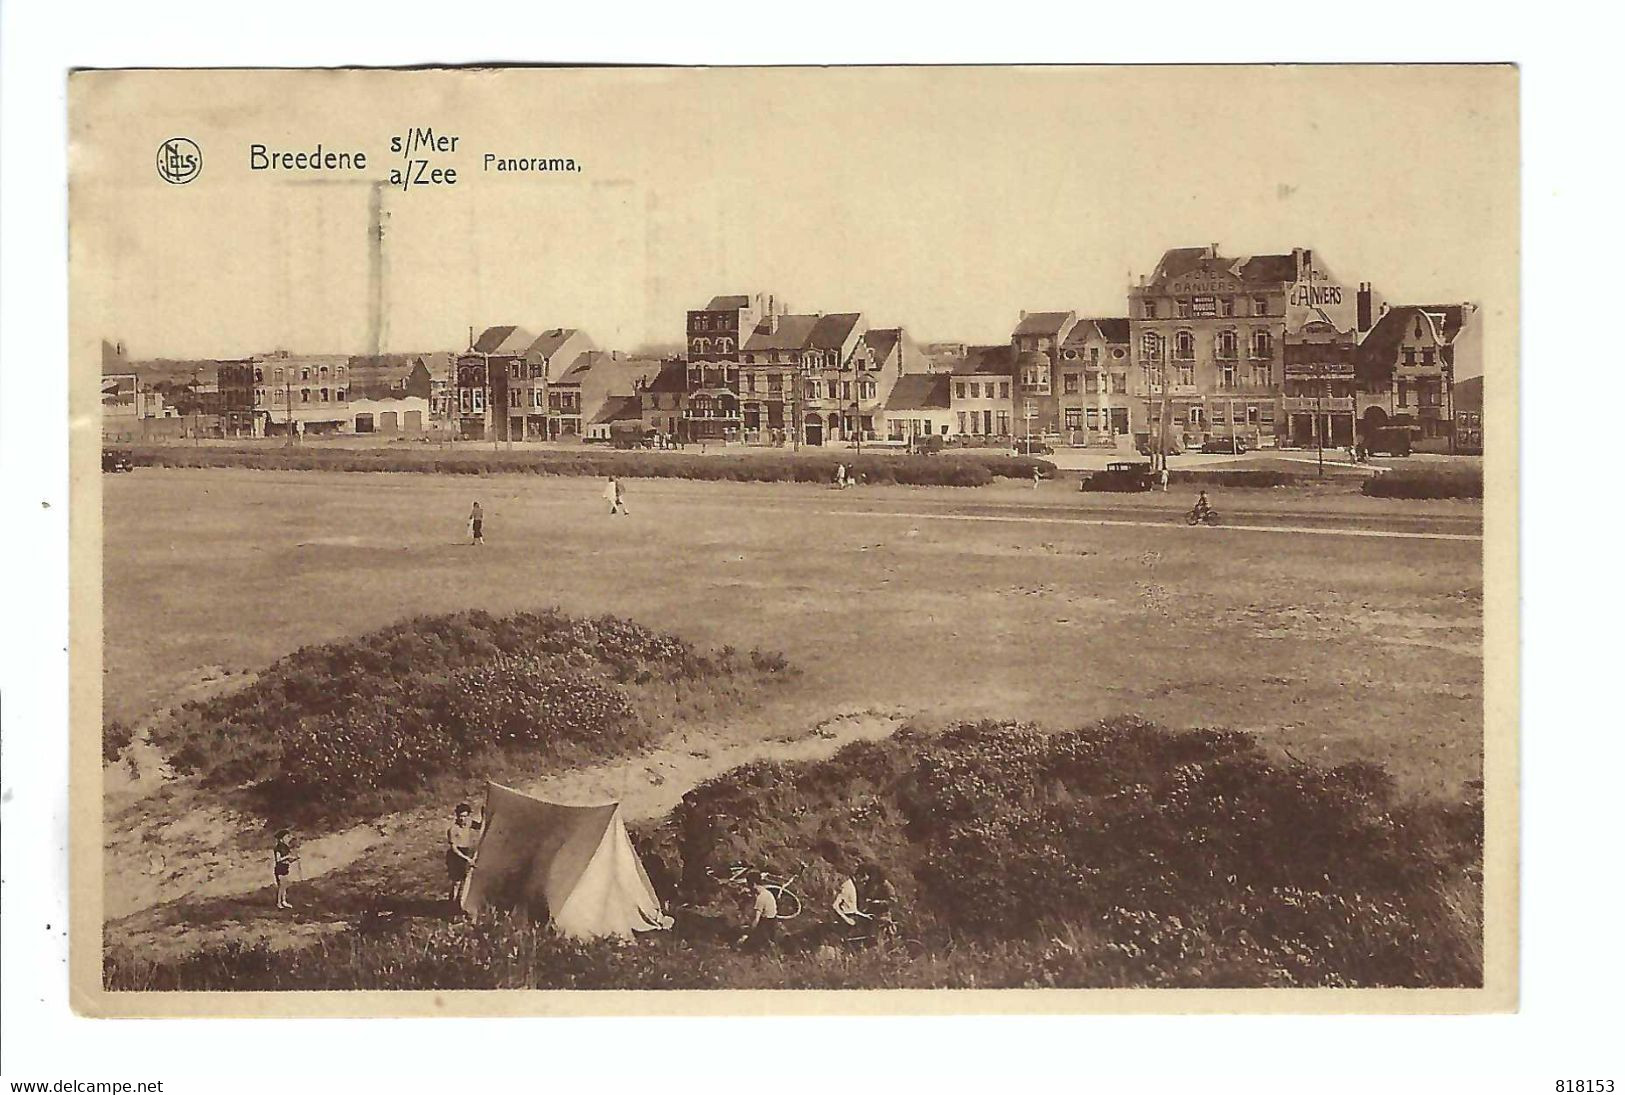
[{"left": 156, "top": 138, "right": 202, "bottom": 185}]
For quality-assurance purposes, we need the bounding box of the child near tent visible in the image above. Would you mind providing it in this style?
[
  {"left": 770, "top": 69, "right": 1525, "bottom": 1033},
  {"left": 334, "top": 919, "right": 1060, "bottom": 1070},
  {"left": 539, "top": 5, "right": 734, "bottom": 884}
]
[
  {"left": 446, "top": 802, "right": 480, "bottom": 906},
  {"left": 272, "top": 828, "right": 299, "bottom": 910}
]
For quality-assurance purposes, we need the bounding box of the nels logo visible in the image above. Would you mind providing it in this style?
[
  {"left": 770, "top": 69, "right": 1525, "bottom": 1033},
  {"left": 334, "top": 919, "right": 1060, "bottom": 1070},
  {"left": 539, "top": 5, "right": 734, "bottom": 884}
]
[{"left": 156, "top": 137, "right": 202, "bottom": 185}]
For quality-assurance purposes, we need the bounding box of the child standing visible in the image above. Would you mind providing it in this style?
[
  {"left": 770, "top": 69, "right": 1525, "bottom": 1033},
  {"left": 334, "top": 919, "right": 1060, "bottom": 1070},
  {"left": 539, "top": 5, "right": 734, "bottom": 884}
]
[
  {"left": 468, "top": 501, "right": 484, "bottom": 545},
  {"left": 273, "top": 828, "right": 299, "bottom": 910}
]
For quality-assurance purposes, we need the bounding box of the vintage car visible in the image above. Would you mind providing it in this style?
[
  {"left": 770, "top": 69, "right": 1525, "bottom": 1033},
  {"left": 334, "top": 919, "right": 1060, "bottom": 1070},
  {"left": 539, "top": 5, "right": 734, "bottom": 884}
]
[
  {"left": 1200, "top": 436, "right": 1250, "bottom": 454},
  {"left": 1082, "top": 460, "right": 1156, "bottom": 493},
  {"left": 101, "top": 450, "right": 134, "bottom": 473},
  {"left": 1013, "top": 437, "right": 1055, "bottom": 456}
]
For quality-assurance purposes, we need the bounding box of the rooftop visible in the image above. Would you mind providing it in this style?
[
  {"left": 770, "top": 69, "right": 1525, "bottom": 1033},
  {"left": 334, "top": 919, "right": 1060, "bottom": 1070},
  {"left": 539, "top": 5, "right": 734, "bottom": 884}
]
[
  {"left": 884, "top": 372, "right": 953, "bottom": 412},
  {"left": 1012, "top": 311, "right": 1075, "bottom": 338}
]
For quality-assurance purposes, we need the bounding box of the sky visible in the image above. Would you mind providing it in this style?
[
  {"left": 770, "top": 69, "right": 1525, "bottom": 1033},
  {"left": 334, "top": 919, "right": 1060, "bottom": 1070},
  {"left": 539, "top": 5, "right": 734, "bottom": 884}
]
[{"left": 72, "top": 66, "right": 1516, "bottom": 375}]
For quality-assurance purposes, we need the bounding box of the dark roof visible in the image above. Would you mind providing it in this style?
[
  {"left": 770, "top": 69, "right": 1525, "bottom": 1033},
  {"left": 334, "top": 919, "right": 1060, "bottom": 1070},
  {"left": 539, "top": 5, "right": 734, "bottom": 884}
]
[
  {"left": 953, "top": 345, "right": 1016, "bottom": 376},
  {"left": 809, "top": 313, "right": 863, "bottom": 350},
  {"left": 590, "top": 394, "right": 644, "bottom": 426},
  {"left": 703, "top": 295, "right": 751, "bottom": 311},
  {"left": 862, "top": 327, "right": 902, "bottom": 364},
  {"left": 646, "top": 360, "right": 688, "bottom": 394},
  {"left": 1148, "top": 248, "right": 1300, "bottom": 288},
  {"left": 1012, "top": 311, "right": 1074, "bottom": 338},
  {"left": 1360, "top": 305, "right": 1469, "bottom": 363},
  {"left": 742, "top": 314, "right": 820, "bottom": 352},
  {"left": 526, "top": 328, "right": 583, "bottom": 359},
  {"left": 1454, "top": 375, "right": 1483, "bottom": 413},
  {"left": 1092, "top": 318, "right": 1131, "bottom": 343},
  {"left": 472, "top": 325, "right": 534, "bottom": 355},
  {"left": 1237, "top": 254, "right": 1299, "bottom": 283},
  {"left": 884, "top": 373, "right": 952, "bottom": 412},
  {"left": 1150, "top": 247, "right": 1212, "bottom": 283}
]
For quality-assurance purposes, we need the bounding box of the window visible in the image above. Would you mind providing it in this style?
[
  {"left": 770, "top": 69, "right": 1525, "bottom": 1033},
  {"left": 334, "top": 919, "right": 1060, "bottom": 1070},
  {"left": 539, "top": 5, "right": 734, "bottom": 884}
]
[
  {"left": 1140, "top": 332, "right": 1162, "bottom": 361},
  {"left": 337, "top": 365, "right": 346, "bottom": 376},
  {"left": 1142, "top": 300, "right": 1159, "bottom": 319},
  {"left": 1174, "top": 331, "right": 1195, "bottom": 360},
  {"left": 1176, "top": 298, "right": 1192, "bottom": 318},
  {"left": 1221, "top": 298, "right": 1236, "bottom": 318},
  {"left": 1398, "top": 382, "right": 1410, "bottom": 407},
  {"left": 1063, "top": 373, "right": 1080, "bottom": 395},
  {"left": 320, "top": 388, "right": 330, "bottom": 403},
  {"left": 717, "top": 338, "right": 734, "bottom": 353},
  {"left": 301, "top": 368, "right": 311, "bottom": 381},
  {"left": 472, "top": 389, "right": 484, "bottom": 412},
  {"left": 692, "top": 338, "right": 708, "bottom": 355},
  {"left": 300, "top": 388, "right": 311, "bottom": 403},
  {"left": 996, "top": 411, "right": 1011, "bottom": 435},
  {"left": 1189, "top": 406, "right": 1206, "bottom": 426},
  {"left": 1251, "top": 363, "right": 1270, "bottom": 388},
  {"left": 1251, "top": 330, "right": 1273, "bottom": 359},
  {"left": 253, "top": 368, "right": 264, "bottom": 383},
  {"left": 957, "top": 411, "right": 968, "bottom": 433},
  {"left": 1218, "top": 330, "right": 1238, "bottom": 359},
  {"left": 319, "top": 366, "right": 330, "bottom": 379},
  {"left": 1177, "top": 363, "right": 1194, "bottom": 386},
  {"left": 1084, "top": 374, "right": 1099, "bottom": 394},
  {"left": 1422, "top": 348, "right": 1435, "bottom": 366},
  {"left": 1220, "top": 364, "right": 1236, "bottom": 389},
  {"left": 459, "top": 389, "right": 472, "bottom": 413},
  {"left": 1252, "top": 296, "right": 1268, "bottom": 317},
  {"left": 337, "top": 389, "right": 346, "bottom": 402},
  {"left": 1064, "top": 408, "right": 1082, "bottom": 430},
  {"left": 767, "top": 375, "right": 782, "bottom": 395},
  {"left": 275, "top": 368, "right": 285, "bottom": 382},
  {"left": 956, "top": 382, "right": 967, "bottom": 399},
  {"left": 273, "top": 389, "right": 284, "bottom": 404},
  {"left": 254, "top": 387, "right": 265, "bottom": 404},
  {"left": 999, "top": 382, "right": 1011, "bottom": 400},
  {"left": 826, "top": 381, "right": 838, "bottom": 399}
]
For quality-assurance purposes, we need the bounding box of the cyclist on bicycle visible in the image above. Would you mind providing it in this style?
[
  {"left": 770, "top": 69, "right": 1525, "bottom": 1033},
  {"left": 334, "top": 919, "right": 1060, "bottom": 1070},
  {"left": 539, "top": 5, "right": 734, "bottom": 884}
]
[{"left": 1192, "top": 490, "right": 1212, "bottom": 521}]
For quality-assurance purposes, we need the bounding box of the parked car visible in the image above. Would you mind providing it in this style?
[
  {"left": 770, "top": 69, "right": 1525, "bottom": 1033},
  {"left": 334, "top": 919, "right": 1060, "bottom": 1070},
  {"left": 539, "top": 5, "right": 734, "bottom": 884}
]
[
  {"left": 1200, "top": 437, "right": 1249, "bottom": 454},
  {"left": 102, "top": 450, "right": 134, "bottom": 473},
  {"left": 1135, "top": 435, "right": 1185, "bottom": 457},
  {"left": 1082, "top": 460, "right": 1156, "bottom": 493},
  {"left": 1013, "top": 437, "right": 1054, "bottom": 456}
]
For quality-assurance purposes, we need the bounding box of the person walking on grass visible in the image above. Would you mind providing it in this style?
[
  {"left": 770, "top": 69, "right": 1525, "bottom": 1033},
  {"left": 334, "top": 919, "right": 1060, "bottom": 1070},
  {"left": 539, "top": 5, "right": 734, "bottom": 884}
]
[
  {"left": 605, "top": 475, "right": 629, "bottom": 516},
  {"left": 446, "top": 802, "right": 480, "bottom": 907},
  {"left": 1159, "top": 466, "right": 1170, "bottom": 493},
  {"left": 273, "top": 828, "right": 299, "bottom": 910},
  {"left": 1032, "top": 465, "right": 1043, "bottom": 490},
  {"left": 468, "top": 501, "right": 484, "bottom": 545}
]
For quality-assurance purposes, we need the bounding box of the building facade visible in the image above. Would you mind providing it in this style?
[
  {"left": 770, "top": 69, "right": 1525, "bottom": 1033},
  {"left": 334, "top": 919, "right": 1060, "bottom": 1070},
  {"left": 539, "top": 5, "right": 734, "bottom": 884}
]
[
  {"left": 1010, "top": 311, "right": 1077, "bottom": 439},
  {"left": 1056, "top": 318, "right": 1135, "bottom": 446},
  {"left": 883, "top": 372, "right": 955, "bottom": 444},
  {"left": 1129, "top": 245, "right": 1362, "bottom": 450},
  {"left": 1356, "top": 302, "right": 1481, "bottom": 448},
  {"left": 950, "top": 345, "right": 1016, "bottom": 441},
  {"left": 686, "top": 294, "right": 776, "bottom": 441}
]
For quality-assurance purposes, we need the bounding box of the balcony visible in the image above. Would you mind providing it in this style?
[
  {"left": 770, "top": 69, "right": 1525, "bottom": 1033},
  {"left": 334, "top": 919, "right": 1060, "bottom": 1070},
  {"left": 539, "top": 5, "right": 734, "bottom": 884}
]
[{"left": 1281, "top": 396, "right": 1355, "bottom": 413}]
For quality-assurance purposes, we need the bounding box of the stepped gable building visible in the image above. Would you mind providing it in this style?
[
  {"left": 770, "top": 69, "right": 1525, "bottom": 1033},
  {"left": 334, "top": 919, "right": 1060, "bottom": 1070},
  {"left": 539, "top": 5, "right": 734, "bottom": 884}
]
[
  {"left": 1129, "top": 244, "right": 1361, "bottom": 449},
  {"left": 1057, "top": 317, "right": 1135, "bottom": 445},
  {"left": 1010, "top": 310, "right": 1077, "bottom": 438},
  {"left": 685, "top": 293, "right": 778, "bottom": 441},
  {"left": 950, "top": 344, "right": 1017, "bottom": 440},
  {"left": 1355, "top": 301, "right": 1481, "bottom": 447}
]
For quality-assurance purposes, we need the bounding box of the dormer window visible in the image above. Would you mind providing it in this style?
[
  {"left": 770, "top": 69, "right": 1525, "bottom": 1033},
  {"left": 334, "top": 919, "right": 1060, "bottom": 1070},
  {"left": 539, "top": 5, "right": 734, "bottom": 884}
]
[{"left": 1142, "top": 300, "right": 1159, "bottom": 319}]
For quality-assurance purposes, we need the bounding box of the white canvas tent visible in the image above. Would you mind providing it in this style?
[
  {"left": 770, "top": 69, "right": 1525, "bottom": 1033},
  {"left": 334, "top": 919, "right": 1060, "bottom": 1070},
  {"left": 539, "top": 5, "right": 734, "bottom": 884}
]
[{"left": 460, "top": 782, "right": 670, "bottom": 939}]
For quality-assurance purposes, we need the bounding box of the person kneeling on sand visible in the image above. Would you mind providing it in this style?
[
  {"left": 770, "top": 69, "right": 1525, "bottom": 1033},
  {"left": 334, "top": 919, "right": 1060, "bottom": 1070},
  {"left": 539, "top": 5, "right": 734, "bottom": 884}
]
[
  {"left": 272, "top": 828, "right": 299, "bottom": 910},
  {"left": 446, "top": 803, "right": 480, "bottom": 906}
]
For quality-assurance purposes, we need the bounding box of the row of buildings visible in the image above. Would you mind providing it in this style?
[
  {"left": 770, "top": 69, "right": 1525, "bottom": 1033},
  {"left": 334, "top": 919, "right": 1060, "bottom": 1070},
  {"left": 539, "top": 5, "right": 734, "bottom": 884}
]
[{"left": 103, "top": 243, "right": 1485, "bottom": 452}]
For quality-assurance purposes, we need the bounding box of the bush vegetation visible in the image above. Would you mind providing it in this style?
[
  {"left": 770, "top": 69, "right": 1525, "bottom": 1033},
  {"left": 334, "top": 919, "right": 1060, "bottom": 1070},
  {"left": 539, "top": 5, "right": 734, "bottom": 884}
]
[
  {"left": 146, "top": 609, "right": 793, "bottom": 821},
  {"left": 112, "top": 717, "right": 1482, "bottom": 990},
  {"left": 1362, "top": 469, "right": 1484, "bottom": 499},
  {"left": 109, "top": 445, "right": 1054, "bottom": 487}
]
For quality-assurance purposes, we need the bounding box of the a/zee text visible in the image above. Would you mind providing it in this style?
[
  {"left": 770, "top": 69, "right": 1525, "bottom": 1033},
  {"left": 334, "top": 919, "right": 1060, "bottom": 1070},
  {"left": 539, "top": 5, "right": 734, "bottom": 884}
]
[{"left": 249, "top": 143, "right": 367, "bottom": 172}]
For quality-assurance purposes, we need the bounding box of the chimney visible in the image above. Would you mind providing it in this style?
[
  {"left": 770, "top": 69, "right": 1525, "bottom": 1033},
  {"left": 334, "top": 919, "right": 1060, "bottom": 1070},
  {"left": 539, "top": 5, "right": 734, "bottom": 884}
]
[
  {"left": 1210, "top": 242, "right": 1219, "bottom": 258},
  {"left": 1357, "top": 282, "right": 1373, "bottom": 334},
  {"left": 766, "top": 314, "right": 780, "bottom": 335},
  {"left": 1020, "top": 310, "right": 1028, "bottom": 321}
]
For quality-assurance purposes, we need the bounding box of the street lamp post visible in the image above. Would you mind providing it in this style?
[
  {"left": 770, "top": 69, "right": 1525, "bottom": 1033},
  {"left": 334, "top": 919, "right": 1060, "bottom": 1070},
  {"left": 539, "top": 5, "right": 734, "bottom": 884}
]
[{"left": 851, "top": 398, "right": 862, "bottom": 457}]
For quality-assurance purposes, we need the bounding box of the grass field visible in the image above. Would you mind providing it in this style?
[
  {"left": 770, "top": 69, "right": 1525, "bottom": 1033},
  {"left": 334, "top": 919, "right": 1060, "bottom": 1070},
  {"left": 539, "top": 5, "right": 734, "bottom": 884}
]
[{"left": 104, "top": 468, "right": 1482, "bottom": 797}]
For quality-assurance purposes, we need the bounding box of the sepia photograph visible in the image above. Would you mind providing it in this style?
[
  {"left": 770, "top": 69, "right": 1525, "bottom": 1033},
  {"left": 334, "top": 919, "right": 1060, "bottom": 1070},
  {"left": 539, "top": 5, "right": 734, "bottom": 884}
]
[{"left": 67, "top": 63, "right": 1518, "bottom": 1016}]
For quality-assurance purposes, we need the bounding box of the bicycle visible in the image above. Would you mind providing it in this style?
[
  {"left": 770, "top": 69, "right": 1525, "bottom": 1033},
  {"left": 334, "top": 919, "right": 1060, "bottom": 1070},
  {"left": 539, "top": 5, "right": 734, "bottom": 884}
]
[
  {"left": 835, "top": 911, "right": 926, "bottom": 959},
  {"left": 1184, "top": 506, "right": 1220, "bottom": 526},
  {"left": 705, "top": 861, "right": 806, "bottom": 921}
]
